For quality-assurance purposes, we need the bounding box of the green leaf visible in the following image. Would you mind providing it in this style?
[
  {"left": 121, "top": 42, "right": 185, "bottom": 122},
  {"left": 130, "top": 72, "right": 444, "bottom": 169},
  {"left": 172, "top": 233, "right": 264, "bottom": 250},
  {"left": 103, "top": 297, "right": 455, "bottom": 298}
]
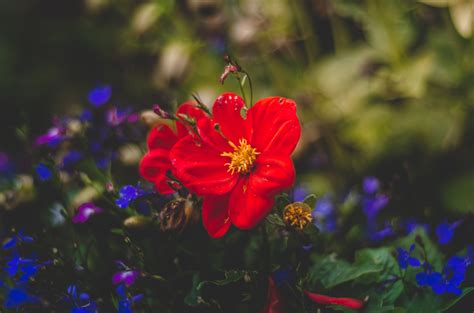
[
  {"left": 441, "top": 287, "right": 474, "bottom": 311},
  {"left": 184, "top": 273, "right": 201, "bottom": 307},
  {"left": 308, "top": 248, "right": 396, "bottom": 289},
  {"left": 265, "top": 213, "right": 286, "bottom": 227},
  {"left": 405, "top": 292, "right": 441, "bottom": 313},
  {"left": 303, "top": 194, "right": 317, "bottom": 208}
]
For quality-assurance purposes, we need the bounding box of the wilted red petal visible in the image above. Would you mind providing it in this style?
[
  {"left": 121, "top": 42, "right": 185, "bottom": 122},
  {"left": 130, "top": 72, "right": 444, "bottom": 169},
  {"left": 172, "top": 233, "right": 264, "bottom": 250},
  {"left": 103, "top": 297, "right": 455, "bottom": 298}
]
[
  {"left": 249, "top": 153, "right": 295, "bottom": 197},
  {"left": 147, "top": 124, "right": 178, "bottom": 150},
  {"left": 262, "top": 277, "right": 284, "bottom": 313},
  {"left": 212, "top": 93, "right": 250, "bottom": 144},
  {"left": 248, "top": 97, "right": 300, "bottom": 156},
  {"left": 170, "top": 136, "right": 238, "bottom": 195},
  {"left": 139, "top": 150, "right": 174, "bottom": 194},
  {"left": 176, "top": 101, "right": 208, "bottom": 138},
  {"left": 228, "top": 178, "right": 275, "bottom": 229},
  {"left": 304, "top": 291, "right": 365, "bottom": 310},
  {"left": 202, "top": 195, "right": 232, "bottom": 238}
]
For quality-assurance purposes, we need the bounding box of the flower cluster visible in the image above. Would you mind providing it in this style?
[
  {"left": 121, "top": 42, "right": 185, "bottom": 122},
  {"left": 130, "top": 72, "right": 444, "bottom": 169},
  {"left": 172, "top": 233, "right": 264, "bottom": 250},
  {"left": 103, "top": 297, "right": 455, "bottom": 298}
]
[{"left": 0, "top": 232, "right": 49, "bottom": 310}]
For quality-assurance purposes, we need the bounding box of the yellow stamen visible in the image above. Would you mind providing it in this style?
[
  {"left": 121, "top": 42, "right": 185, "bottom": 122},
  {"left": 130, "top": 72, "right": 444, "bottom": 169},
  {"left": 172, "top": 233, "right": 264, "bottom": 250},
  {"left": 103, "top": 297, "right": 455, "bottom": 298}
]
[
  {"left": 221, "top": 139, "right": 259, "bottom": 175},
  {"left": 283, "top": 202, "right": 313, "bottom": 229}
]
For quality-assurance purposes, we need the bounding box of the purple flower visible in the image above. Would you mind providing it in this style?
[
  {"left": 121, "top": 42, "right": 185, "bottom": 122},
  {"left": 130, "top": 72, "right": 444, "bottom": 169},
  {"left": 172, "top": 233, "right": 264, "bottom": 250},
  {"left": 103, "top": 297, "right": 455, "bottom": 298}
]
[
  {"left": 88, "top": 85, "right": 111, "bottom": 107},
  {"left": 363, "top": 194, "right": 389, "bottom": 220},
  {"left": 436, "top": 221, "right": 461, "bottom": 245},
  {"left": 35, "top": 163, "right": 53, "bottom": 181},
  {"left": 35, "top": 126, "right": 65, "bottom": 147},
  {"left": 106, "top": 107, "right": 131, "bottom": 126},
  {"left": 292, "top": 186, "right": 308, "bottom": 202},
  {"left": 369, "top": 222, "right": 394, "bottom": 242},
  {"left": 112, "top": 270, "right": 141, "bottom": 287},
  {"left": 404, "top": 219, "right": 429, "bottom": 235},
  {"left": 0, "top": 152, "right": 10, "bottom": 173},
  {"left": 363, "top": 176, "right": 380, "bottom": 194},
  {"left": 397, "top": 244, "right": 421, "bottom": 269},
  {"left": 72, "top": 203, "right": 103, "bottom": 224}
]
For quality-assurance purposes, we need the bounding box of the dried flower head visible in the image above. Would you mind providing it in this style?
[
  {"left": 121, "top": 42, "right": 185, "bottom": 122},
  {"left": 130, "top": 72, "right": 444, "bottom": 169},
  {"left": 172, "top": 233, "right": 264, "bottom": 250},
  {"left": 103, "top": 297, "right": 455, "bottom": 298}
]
[{"left": 283, "top": 202, "right": 312, "bottom": 229}]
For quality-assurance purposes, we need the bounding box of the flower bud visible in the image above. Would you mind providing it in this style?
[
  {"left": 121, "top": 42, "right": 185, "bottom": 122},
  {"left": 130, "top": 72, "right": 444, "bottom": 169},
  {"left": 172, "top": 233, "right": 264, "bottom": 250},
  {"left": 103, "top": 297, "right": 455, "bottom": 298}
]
[
  {"left": 159, "top": 198, "right": 199, "bottom": 233},
  {"left": 123, "top": 216, "right": 153, "bottom": 229}
]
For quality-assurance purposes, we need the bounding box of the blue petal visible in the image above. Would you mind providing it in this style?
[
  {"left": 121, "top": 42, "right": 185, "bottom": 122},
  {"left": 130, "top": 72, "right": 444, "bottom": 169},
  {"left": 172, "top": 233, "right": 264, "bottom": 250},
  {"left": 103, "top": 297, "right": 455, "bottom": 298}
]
[
  {"left": 88, "top": 85, "right": 112, "bottom": 107},
  {"left": 408, "top": 257, "right": 421, "bottom": 267}
]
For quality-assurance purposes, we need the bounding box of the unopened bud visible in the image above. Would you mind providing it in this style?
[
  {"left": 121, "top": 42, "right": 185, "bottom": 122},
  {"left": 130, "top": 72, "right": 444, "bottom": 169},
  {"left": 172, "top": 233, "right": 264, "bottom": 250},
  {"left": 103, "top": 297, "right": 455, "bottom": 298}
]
[
  {"left": 152, "top": 104, "right": 173, "bottom": 119},
  {"left": 159, "top": 198, "right": 199, "bottom": 233},
  {"left": 123, "top": 216, "right": 153, "bottom": 229},
  {"left": 140, "top": 110, "right": 162, "bottom": 127}
]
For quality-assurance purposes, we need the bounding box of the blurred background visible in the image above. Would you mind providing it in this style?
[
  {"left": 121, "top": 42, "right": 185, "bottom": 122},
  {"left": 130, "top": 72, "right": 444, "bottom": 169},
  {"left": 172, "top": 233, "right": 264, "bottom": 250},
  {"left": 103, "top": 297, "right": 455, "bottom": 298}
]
[{"left": 1, "top": 0, "right": 474, "bottom": 237}]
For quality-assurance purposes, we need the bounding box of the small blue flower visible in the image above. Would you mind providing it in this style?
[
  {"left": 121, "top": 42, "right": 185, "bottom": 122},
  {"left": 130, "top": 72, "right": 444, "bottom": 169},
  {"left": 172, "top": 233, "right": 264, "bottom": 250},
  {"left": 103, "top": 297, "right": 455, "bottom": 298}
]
[
  {"left": 312, "top": 196, "right": 336, "bottom": 232},
  {"left": 397, "top": 244, "right": 421, "bottom": 269},
  {"left": 363, "top": 176, "right": 379, "bottom": 194},
  {"left": 66, "top": 285, "right": 97, "bottom": 313},
  {"left": 416, "top": 254, "right": 471, "bottom": 296},
  {"left": 436, "top": 221, "right": 461, "bottom": 245},
  {"left": 62, "top": 151, "right": 83, "bottom": 169},
  {"left": 35, "top": 163, "right": 53, "bottom": 181},
  {"left": 115, "top": 185, "right": 148, "bottom": 209},
  {"left": 116, "top": 284, "right": 143, "bottom": 313},
  {"left": 3, "top": 286, "right": 38, "bottom": 309},
  {"left": 2, "top": 231, "right": 34, "bottom": 250},
  {"left": 88, "top": 85, "right": 111, "bottom": 107}
]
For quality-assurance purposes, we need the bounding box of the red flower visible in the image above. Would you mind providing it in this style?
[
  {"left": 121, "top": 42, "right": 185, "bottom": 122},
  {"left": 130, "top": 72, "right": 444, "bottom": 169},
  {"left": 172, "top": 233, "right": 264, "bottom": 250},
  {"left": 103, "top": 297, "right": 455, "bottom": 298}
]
[
  {"left": 304, "top": 291, "right": 365, "bottom": 310},
  {"left": 170, "top": 93, "right": 300, "bottom": 237},
  {"left": 139, "top": 102, "right": 208, "bottom": 194}
]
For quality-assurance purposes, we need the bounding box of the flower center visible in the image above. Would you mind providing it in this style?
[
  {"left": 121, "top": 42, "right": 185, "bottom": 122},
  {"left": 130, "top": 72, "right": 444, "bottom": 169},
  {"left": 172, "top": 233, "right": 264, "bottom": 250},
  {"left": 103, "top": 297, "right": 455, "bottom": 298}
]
[
  {"left": 283, "top": 202, "right": 313, "bottom": 229},
  {"left": 221, "top": 139, "right": 259, "bottom": 175}
]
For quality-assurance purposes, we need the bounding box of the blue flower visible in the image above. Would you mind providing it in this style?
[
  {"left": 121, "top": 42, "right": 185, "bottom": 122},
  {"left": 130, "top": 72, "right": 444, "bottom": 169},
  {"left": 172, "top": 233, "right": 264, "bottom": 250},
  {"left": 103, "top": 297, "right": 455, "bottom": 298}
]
[
  {"left": 88, "top": 85, "right": 111, "bottom": 107},
  {"left": 436, "top": 221, "right": 461, "bottom": 245},
  {"left": 416, "top": 254, "right": 471, "bottom": 296},
  {"left": 362, "top": 194, "right": 389, "bottom": 220},
  {"left": 35, "top": 163, "right": 53, "bottom": 181},
  {"left": 62, "top": 151, "right": 83, "bottom": 169},
  {"left": 115, "top": 185, "right": 148, "bottom": 209},
  {"left": 292, "top": 186, "right": 308, "bottom": 202},
  {"left": 312, "top": 196, "right": 336, "bottom": 232},
  {"left": 2, "top": 231, "right": 34, "bottom": 250},
  {"left": 4, "top": 287, "right": 38, "bottom": 309},
  {"left": 369, "top": 222, "right": 394, "bottom": 242},
  {"left": 363, "top": 176, "right": 379, "bottom": 194},
  {"left": 66, "top": 285, "right": 98, "bottom": 313},
  {"left": 116, "top": 284, "right": 143, "bottom": 313},
  {"left": 397, "top": 244, "right": 421, "bottom": 269}
]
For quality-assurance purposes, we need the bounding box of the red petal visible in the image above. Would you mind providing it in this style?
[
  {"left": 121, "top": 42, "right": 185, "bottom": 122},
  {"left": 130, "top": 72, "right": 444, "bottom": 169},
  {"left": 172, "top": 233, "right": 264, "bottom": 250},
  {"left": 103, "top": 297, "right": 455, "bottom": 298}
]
[
  {"left": 304, "top": 291, "right": 365, "bottom": 310},
  {"left": 202, "top": 195, "right": 231, "bottom": 238},
  {"left": 250, "top": 153, "right": 295, "bottom": 197},
  {"left": 176, "top": 101, "right": 208, "bottom": 138},
  {"left": 147, "top": 124, "right": 178, "bottom": 150},
  {"left": 170, "top": 136, "right": 237, "bottom": 195},
  {"left": 212, "top": 93, "right": 250, "bottom": 144},
  {"left": 247, "top": 97, "right": 300, "bottom": 155},
  {"left": 228, "top": 178, "right": 275, "bottom": 229},
  {"left": 262, "top": 277, "right": 284, "bottom": 313},
  {"left": 139, "top": 150, "right": 174, "bottom": 194}
]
